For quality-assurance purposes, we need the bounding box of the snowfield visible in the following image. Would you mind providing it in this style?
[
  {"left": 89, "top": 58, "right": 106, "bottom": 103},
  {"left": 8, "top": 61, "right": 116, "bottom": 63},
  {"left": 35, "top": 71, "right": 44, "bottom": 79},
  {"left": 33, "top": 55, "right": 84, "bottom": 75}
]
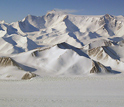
[
  {"left": 1, "top": 10, "right": 124, "bottom": 106},
  {"left": 0, "top": 76, "right": 124, "bottom": 107}
]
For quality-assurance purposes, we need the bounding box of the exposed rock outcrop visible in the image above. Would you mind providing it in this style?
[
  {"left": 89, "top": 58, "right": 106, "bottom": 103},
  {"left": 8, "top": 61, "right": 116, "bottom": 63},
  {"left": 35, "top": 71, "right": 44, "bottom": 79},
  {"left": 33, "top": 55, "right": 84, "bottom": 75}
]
[
  {"left": 21, "top": 72, "right": 36, "bottom": 80},
  {"left": 88, "top": 47, "right": 101, "bottom": 57},
  {"left": 0, "top": 57, "right": 37, "bottom": 80},
  {"left": 88, "top": 46, "right": 119, "bottom": 60},
  {"left": 0, "top": 57, "right": 22, "bottom": 69},
  {"left": 90, "top": 61, "right": 110, "bottom": 73}
]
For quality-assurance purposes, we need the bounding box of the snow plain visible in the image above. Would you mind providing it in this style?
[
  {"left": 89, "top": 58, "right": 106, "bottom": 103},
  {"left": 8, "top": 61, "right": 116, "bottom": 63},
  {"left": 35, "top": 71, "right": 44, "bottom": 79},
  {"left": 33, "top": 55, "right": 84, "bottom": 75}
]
[
  {"left": 1, "top": 76, "right": 124, "bottom": 107},
  {"left": 1, "top": 10, "right": 124, "bottom": 106}
]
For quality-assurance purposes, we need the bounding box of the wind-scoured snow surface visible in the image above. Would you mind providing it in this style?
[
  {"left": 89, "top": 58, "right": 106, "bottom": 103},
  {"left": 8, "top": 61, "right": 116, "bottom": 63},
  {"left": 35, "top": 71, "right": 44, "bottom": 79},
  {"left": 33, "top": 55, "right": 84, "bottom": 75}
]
[{"left": 1, "top": 10, "right": 124, "bottom": 106}]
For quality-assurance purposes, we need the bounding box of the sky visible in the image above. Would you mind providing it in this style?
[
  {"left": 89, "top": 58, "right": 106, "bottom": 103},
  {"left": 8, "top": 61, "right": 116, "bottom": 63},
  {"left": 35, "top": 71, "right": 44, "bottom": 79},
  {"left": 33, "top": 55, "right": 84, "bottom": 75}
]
[{"left": 0, "top": 0, "right": 124, "bottom": 23}]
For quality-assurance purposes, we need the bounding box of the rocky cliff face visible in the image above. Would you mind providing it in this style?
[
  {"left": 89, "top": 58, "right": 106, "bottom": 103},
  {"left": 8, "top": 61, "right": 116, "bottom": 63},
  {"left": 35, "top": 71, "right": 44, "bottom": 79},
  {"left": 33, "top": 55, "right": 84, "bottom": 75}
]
[
  {"left": 21, "top": 72, "right": 36, "bottom": 80},
  {"left": 0, "top": 57, "right": 37, "bottom": 80},
  {"left": 0, "top": 57, "right": 21, "bottom": 68},
  {"left": 90, "top": 61, "right": 110, "bottom": 73}
]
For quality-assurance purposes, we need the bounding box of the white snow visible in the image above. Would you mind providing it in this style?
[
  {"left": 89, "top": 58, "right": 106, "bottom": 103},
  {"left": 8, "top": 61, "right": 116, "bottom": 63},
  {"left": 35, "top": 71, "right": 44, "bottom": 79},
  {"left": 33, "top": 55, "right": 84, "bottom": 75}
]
[
  {"left": 0, "top": 76, "right": 124, "bottom": 107},
  {"left": 0, "top": 66, "right": 27, "bottom": 80},
  {"left": 1, "top": 11, "right": 124, "bottom": 106}
]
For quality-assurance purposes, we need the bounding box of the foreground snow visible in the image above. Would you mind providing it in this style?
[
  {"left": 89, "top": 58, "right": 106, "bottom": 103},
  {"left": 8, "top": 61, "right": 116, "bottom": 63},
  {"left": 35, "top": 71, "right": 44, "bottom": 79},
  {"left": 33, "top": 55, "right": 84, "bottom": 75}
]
[{"left": 0, "top": 76, "right": 124, "bottom": 107}]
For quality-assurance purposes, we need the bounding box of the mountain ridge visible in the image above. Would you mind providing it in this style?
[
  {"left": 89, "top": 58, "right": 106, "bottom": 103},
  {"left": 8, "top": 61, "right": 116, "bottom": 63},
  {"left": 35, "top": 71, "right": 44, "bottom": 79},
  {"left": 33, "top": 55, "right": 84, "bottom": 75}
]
[{"left": 0, "top": 11, "right": 124, "bottom": 79}]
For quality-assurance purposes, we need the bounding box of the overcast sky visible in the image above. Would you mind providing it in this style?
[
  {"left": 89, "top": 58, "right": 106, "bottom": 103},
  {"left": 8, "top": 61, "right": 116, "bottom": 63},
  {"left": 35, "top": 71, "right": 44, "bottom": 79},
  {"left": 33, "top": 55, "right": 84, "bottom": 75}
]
[{"left": 0, "top": 0, "right": 124, "bottom": 23}]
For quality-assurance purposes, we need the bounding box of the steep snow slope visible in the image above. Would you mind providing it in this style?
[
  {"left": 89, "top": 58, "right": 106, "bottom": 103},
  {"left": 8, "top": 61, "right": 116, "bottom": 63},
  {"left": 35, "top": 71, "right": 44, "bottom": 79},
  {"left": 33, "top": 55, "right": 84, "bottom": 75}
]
[
  {"left": 107, "top": 45, "right": 124, "bottom": 62},
  {"left": 83, "top": 39, "right": 113, "bottom": 50},
  {"left": 0, "top": 34, "right": 41, "bottom": 55},
  {"left": 13, "top": 15, "right": 46, "bottom": 33}
]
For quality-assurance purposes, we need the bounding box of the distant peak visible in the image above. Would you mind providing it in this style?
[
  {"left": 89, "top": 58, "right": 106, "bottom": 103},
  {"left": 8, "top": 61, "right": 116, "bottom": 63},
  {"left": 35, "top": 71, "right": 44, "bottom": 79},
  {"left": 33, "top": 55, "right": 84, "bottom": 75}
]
[
  {"left": 104, "top": 14, "right": 114, "bottom": 19},
  {"left": 22, "top": 14, "right": 38, "bottom": 22},
  {"left": 0, "top": 20, "right": 5, "bottom": 24},
  {"left": 26, "top": 14, "right": 36, "bottom": 19},
  {"left": 105, "top": 14, "right": 111, "bottom": 17},
  {"left": 27, "top": 14, "right": 36, "bottom": 17}
]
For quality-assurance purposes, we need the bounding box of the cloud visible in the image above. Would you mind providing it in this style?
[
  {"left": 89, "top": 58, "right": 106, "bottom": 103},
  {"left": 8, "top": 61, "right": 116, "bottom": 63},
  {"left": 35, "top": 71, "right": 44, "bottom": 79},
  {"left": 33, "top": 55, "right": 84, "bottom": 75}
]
[
  {"left": 47, "top": 8, "right": 84, "bottom": 15},
  {"left": 53, "top": 8, "right": 83, "bottom": 14}
]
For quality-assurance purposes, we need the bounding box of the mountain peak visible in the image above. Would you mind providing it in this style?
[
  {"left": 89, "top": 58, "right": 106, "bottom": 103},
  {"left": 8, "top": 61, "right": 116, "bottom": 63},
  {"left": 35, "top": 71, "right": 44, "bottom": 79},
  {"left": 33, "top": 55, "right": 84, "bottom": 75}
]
[
  {"left": 104, "top": 14, "right": 114, "bottom": 20},
  {"left": 0, "top": 20, "right": 5, "bottom": 24},
  {"left": 22, "top": 14, "right": 36, "bottom": 21}
]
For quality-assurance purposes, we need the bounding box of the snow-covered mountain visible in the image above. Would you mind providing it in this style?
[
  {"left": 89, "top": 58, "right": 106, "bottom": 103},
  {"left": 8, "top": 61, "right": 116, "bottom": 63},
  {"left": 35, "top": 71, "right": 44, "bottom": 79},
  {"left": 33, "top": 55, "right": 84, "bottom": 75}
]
[{"left": 0, "top": 10, "right": 124, "bottom": 79}]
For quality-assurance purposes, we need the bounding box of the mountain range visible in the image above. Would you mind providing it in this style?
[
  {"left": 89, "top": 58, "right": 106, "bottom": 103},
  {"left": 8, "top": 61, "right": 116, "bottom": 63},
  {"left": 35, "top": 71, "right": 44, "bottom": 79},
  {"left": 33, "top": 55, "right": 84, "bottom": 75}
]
[{"left": 0, "top": 10, "right": 124, "bottom": 80}]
